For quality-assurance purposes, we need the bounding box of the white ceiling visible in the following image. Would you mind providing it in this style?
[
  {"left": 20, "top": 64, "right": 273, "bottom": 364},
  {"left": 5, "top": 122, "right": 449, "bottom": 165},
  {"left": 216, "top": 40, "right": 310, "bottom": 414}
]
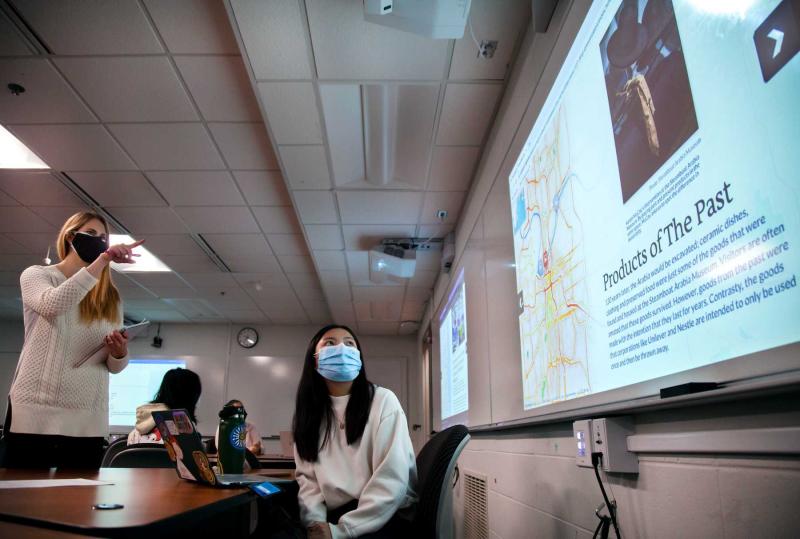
[{"left": 0, "top": 0, "right": 531, "bottom": 335}]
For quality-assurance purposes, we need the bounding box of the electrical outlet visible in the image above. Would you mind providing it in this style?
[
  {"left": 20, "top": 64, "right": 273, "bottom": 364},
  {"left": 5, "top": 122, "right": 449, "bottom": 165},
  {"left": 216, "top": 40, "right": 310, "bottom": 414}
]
[
  {"left": 573, "top": 419, "right": 594, "bottom": 468},
  {"left": 592, "top": 417, "right": 638, "bottom": 473}
]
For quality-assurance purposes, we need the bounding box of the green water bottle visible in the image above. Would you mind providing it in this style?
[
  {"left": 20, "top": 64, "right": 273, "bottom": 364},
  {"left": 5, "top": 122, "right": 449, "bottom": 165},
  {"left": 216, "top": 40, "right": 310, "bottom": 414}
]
[{"left": 217, "top": 405, "right": 246, "bottom": 474}]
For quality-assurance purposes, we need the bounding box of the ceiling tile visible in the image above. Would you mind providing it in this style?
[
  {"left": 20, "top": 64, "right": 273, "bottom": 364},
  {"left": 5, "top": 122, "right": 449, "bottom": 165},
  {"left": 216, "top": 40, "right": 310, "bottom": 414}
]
[
  {"left": 174, "top": 206, "right": 259, "bottom": 234},
  {"left": 179, "top": 272, "right": 238, "bottom": 288},
  {"left": 55, "top": 57, "right": 197, "bottom": 122},
  {"left": 175, "top": 56, "right": 261, "bottom": 122},
  {"left": 208, "top": 123, "right": 278, "bottom": 170},
  {"left": 428, "top": 146, "right": 480, "bottom": 191},
  {"left": 126, "top": 272, "right": 190, "bottom": 290},
  {"left": 318, "top": 270, "right": 349, "bottom": 288},
  {"left": 0, "top": 254, "right": 40, "bottom": 272},
  {"left": 417, "top": 224, "right": 454, "bottom": 239},
  {"left": 0, "top": 59, "right": 95, "bottom": 123},
  {"left": 420, "top": 191, "right": 467, "bottom": 225},
  {"left": 233, "top": 171, "right": 290, "bottom": 206},
  {"left": 329, "top": 302, "right": 356, "bottom": 324},
  {"left": 233, "top": 272, "right": 291, "bottom": 288},
  {"left": 70, "top": 171, "right": 166, "bottom": 207},
  {"left": 312, "top": 250, "right": 347, "bottom": 271},
  {"left": 4, "top": 233, "right": 54, "bottom": 254},
  {"left": 258, "top": 82, "right": 322, "bottom": 145},
  {"left": 224, "top": 253, "right": 283, "bottom": 274},
  {"left": 109, "top": 124, "right": 225, "bottom": 170},
  {"left": 14, "top": 0, "right": 163, "bottom": 54},
  {"left": 7, "top": 124, "right": 136, "bottom": 171},
  {"left": 354, "top": 300, "right": 401, "bottom": 322},
  {"left": 404, "top": 287, "right": 432, "bottom": 302},
  {"left": 107, "top": 207, "right": 188, "bottom": 234},
  {"left": 306, "top": 0, "right": 449, "bottom": 80},
  {"left": 116, "top": 285, "right": 158, "bottom": 300},
  {"left": 0, "top": 171, "right": 82, "bottom": 207},
  {"left": 341, "top": 224, "right": 416, "bottom": 250},
  {"left": 266, "top": 234, "right": 307, "bottom": 256},
  {"left": 401, "top": 300, "right": 425, "bottom": 320},
  {"left": 0, "top": 13, "right": 32, "bottom": 55},
  {"left": 357, "top": 322, "right": 399, "bottom": 335},
  {"left": 143, "top": 0, "right": 239, "bottom": 54},
  {"left": 304, "top": 225, "right": 343, "bottom": 250},
  {"left": 195, "top": 286, "right": 254, "bottom": 304},
  {"left": 449, "top": 0, "right": 531, "bottom": 80},
  {"left": 158, "top": 254, "right": 221, "bottom": 273},
  {"left": 409, "top": 269, "right": 438, "bottom": 289},
  {"left": 203, "top": 233, "right": 272, "bottom": 258},
  {"left": 230, "top": 0, "right": 313, "bottom": 79},
  {"left": 29, "top": 206, "right": 92, "bottom": 228},
  {"left": 293, "top": 191, "right": 338, "bottom": 224},
  {"left": 220, "top": 309, "right": 268, "bottom": 323},
  {"left": 0, "top": 234, "right": 32, "bottom": 254},
  {"left": 0, "top": 190, "right": 19, "bottom": 206},
  {"left": 415, "top": 250, "right": 443, "bottom": 271},
  {"left": 147, "top": 171, "right": 244, "bottom": 206},
  {"left": 142, "top": 234, "right": 206, "bottom": 257},
  {"left": 337, "top": 191, "right": 423, "bottom": 224},
  {"left": 277, "top": 254, "right": 315, "bottom": 274},
  {"left": 304, "top": 300, "right": 332, "bottom": 325},
  {"left": 436, "top": 83, "right": 503, "bottom": 145},
  {"left": 252, "top": 206, "right": 300, "bottom": 234},
  {"left": 278, "top": 146, "right": 331, "bottom": 190},
  {"left": 286, "top": 272, "right": 321, "bottom": 290},
  {"left": 293, "top": 284, "right": 325, "bottom": 303}
]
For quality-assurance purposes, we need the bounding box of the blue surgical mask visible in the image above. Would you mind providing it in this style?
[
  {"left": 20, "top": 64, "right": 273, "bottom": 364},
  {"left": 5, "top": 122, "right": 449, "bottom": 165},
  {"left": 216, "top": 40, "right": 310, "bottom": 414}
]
[{"left": 316, "top": 343, "right": 362, "bottom": 382}]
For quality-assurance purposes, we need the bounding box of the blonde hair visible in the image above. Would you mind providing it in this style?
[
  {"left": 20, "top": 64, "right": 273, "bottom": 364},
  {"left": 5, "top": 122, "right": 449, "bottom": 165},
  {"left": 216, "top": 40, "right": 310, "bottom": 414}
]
[{"left": 56, "top": 212, "right": 121, "bottom": 325}]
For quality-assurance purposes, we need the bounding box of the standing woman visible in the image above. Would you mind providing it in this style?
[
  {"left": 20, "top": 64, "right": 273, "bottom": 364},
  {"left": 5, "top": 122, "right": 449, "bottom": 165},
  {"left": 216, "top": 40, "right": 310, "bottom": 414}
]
[
  {"left": 293, "top": 325, "right": 417, "bottom": 539},
  {"left": 2, "top": 211, "right": 144, "bottom": 469}
]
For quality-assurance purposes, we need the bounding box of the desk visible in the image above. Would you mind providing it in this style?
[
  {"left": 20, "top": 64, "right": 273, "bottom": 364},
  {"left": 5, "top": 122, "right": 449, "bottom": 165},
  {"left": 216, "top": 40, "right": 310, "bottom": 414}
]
[{"left": 0, "top": 468, "right": 258, "bottom": 538}]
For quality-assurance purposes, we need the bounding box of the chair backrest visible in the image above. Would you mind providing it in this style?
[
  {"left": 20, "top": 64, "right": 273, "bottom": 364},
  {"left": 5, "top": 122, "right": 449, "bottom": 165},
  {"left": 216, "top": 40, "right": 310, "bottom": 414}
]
[
  {"left": 108, "top": 446, "right": 173, "bottom": 468},
  {"left": 412, "top": 425, "right": 470, "bottom": 539},
  {"left": 100, "top": 437, "right": 129, "bottom": 468}
]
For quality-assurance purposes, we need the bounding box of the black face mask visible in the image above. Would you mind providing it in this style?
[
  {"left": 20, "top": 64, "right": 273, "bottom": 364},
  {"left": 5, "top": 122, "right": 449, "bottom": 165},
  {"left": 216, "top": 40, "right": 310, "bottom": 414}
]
[{"left": 70, "top": 232, "right": 107, "bottom": 263}]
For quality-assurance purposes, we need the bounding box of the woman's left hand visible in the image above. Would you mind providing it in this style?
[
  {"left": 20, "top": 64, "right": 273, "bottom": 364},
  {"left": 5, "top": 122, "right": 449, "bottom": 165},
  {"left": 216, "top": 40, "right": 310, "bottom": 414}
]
[
  {"left": 307, "top": 522, "right": 332, "bottom": 539},
  {"left": 105, "top": 329, "right": 128, "bottom": 359}
]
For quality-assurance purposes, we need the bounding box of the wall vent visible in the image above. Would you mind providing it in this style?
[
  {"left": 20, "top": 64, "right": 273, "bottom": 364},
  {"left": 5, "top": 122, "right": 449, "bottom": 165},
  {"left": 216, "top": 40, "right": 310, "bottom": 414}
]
[{"left": 463, "top": 470, "right": 488, "bottom": 539}]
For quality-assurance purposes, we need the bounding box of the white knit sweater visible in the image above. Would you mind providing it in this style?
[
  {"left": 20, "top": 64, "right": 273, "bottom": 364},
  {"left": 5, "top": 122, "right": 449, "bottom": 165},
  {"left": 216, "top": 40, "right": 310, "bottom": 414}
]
[
  {"left": 294, "top": 386, "right": 418, "bottom": 539},
  {"left": 9, "top": 265, "right": 129, "bottom": 438}
]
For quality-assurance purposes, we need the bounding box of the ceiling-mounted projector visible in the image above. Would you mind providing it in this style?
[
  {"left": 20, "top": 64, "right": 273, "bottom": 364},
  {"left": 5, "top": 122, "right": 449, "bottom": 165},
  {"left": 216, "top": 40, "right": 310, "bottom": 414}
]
[
  {"left": 369, "top": 242, "right": 417, "bottom": 284},
  {"left": 363, "top": 0, "right": 473, "bottom": 39}
]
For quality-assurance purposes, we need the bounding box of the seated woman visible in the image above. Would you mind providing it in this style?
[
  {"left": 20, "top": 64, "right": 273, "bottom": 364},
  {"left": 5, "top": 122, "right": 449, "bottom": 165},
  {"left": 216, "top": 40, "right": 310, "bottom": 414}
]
[
  {"left": 214, "top": 399, "right": 263, "bottom": 455},
  {"left": 127, "top": 368, "right": 202, "bottom": 445},
  {"left": 293, "top": 325, "right": 417, "bottom": 539}
]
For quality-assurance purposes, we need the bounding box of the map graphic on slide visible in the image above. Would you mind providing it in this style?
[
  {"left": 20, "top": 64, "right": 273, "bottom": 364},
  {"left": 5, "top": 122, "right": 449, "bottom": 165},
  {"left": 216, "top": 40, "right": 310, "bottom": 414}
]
[{"left": 510, "top": 106, "right": 591, "bottom": 409}]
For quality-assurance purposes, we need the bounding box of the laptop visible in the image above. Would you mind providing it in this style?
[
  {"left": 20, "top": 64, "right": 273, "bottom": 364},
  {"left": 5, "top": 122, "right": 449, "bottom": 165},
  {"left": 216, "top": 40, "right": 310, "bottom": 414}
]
[{"left": 151, "top": 409, "right": 292, "bottom": 488}]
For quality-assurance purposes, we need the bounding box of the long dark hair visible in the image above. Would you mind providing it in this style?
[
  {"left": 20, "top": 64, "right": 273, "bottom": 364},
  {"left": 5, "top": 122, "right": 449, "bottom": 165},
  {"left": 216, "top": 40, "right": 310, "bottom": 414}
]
[
  {"left": 292, "top": 325, "right": 375, "bottom": 462},
  {"left": 152, "top": 368, "right": 202, "bottom": 424}
]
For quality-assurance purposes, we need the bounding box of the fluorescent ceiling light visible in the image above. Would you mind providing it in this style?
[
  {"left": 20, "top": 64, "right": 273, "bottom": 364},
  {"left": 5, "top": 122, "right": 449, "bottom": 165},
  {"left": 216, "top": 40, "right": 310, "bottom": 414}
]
[
  {"left": 0, "top": 125, "right": 48, "bottom": 169},
  {"left": 109, "top": 234, "right": 171, "bottom": 273}
]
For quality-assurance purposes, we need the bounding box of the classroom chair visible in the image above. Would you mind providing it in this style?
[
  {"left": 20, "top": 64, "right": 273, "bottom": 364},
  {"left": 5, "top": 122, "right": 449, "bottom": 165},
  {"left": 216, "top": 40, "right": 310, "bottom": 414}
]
[
  {"left": 108, "top": 445, "right": 173, "bottom": 468},
  {"left": 404, "top": 424, "right": 470, "bottom": 539},
  {"left": 100, "top": 437, "right": 129, "bottom": 467}
]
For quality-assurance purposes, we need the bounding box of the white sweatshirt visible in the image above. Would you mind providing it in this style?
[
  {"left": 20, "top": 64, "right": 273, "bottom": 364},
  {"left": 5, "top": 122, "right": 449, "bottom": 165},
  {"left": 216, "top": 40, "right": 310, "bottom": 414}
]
[
  {"left": 9, "top": 265, "right": 129, "bottom": 438},
  {"left": 294, "top": 386, "right": 418, "bottom": 539}
]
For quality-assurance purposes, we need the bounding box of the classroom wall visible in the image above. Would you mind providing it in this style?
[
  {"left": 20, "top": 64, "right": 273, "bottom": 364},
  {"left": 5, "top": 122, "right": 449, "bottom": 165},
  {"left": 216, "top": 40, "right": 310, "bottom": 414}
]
[
  {"left": 0, "top": 321, "right": 422, "bottom": 453},
  {"left": 418, "top": 0, "right": 800, "bottom": 537}
]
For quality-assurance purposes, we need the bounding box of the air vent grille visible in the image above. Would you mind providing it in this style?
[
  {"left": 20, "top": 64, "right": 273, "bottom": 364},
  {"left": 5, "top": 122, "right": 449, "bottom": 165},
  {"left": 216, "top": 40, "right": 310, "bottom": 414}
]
[{"left": 463, "top": 470, "right": 488, "bottom": 539}]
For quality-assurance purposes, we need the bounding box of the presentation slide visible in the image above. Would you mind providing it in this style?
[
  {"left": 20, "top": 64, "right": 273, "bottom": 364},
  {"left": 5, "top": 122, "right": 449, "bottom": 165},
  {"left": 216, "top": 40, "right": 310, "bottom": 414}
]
[
  {"left": 109, "top": 359, "right": 186, "bottom": 426},
  {"left": 509, "top": 0, "right": 799, "bottom": 410},
  {"left": 439, "top": 270, "right": 469, "bottom": 420}
]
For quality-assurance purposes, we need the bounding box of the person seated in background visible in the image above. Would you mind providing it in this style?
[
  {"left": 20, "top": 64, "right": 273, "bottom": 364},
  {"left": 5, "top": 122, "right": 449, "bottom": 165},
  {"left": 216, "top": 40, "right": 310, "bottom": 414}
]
[
  {"left": 214, "top": 399, "right": 263, "bottom": 455},
  {"left": 127, "top": 368, "right": 202, "bottom": 445}
]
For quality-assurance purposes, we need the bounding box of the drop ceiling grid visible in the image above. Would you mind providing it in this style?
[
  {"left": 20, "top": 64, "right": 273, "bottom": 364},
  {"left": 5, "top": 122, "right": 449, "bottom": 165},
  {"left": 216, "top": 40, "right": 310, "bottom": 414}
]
[
  {"left": 0, "top": 0, "right": 320, "bottom": 326},
  {"left": 225, "top": 0, "right": 529, "bottom": 335}
]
